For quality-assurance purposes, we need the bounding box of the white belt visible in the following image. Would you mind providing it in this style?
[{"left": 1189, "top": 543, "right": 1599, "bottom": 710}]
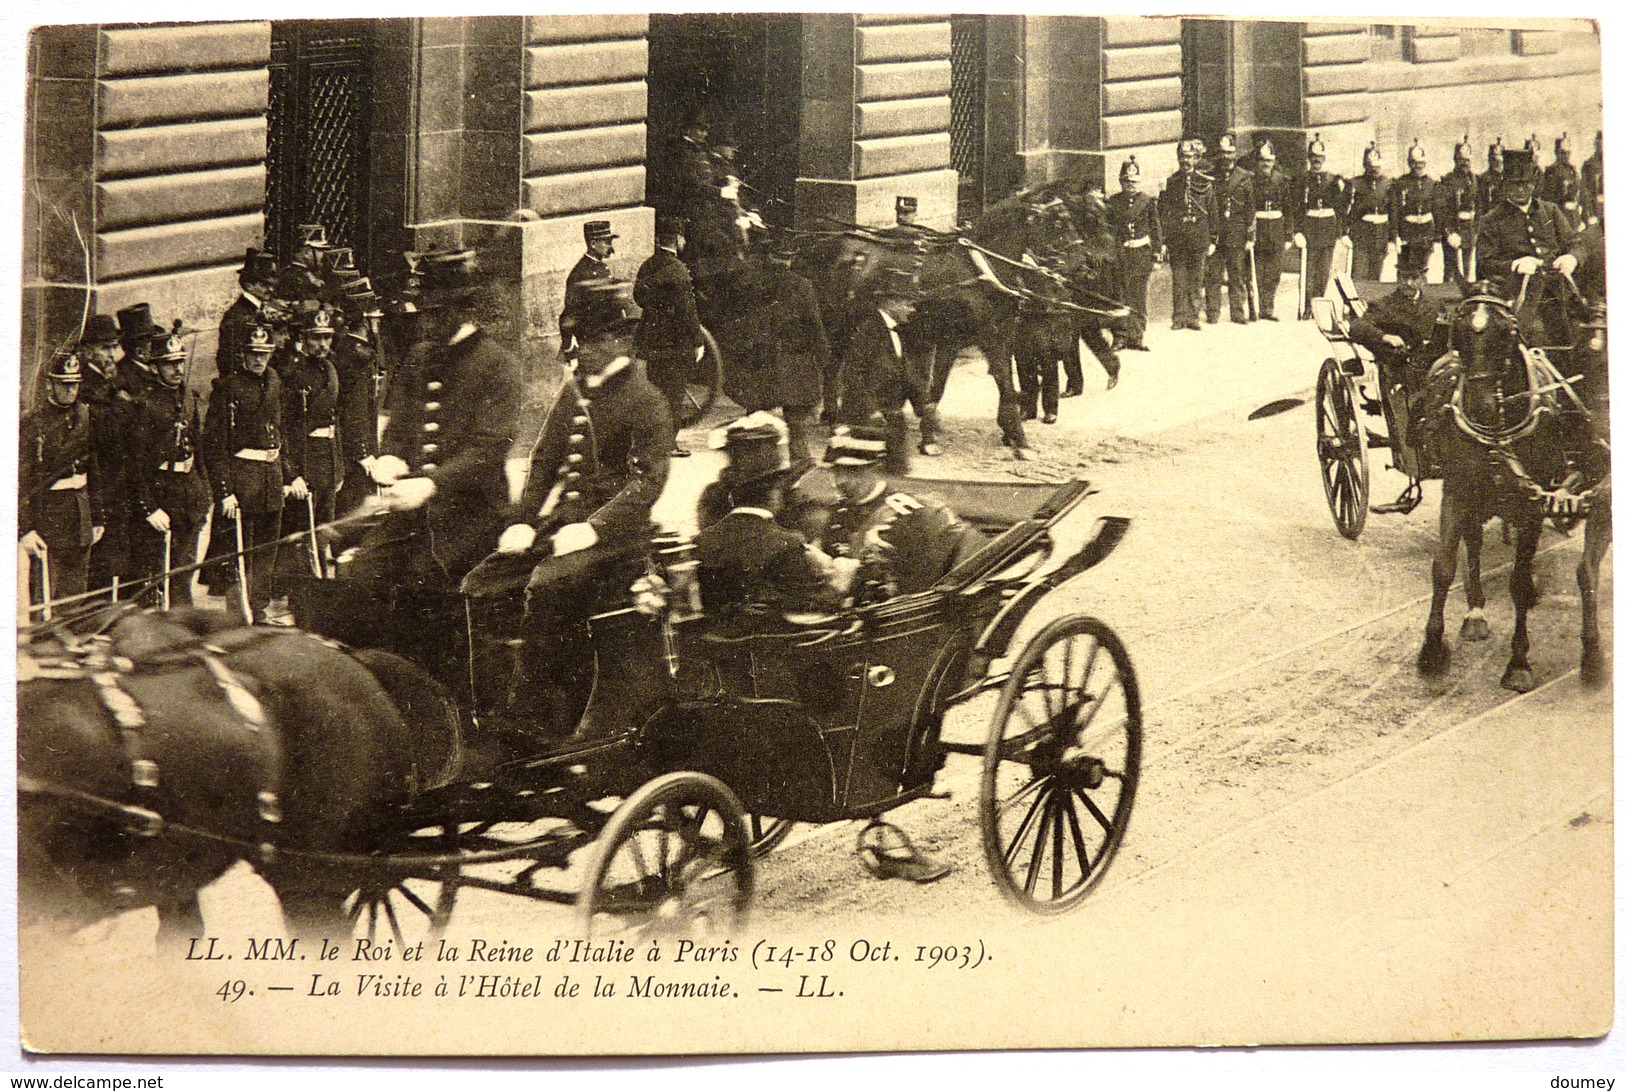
[
  {"left": 1123, "top": 236, "right": 1152, "bottom": 248},
  {"left": 159, "top": 458, "right": 194, "bottom": 473},
  {"left": 1403, "top": 213, "right": 1434, "bottom": 225},
  {"left": 49, "top": 473, "right": 87, "bottom": 491},
  {"left": 1255, "top": 210, "right": 1284, "bottom": 220},
  {"left": 234, "top": 447, "right": 281, "bottom": 463},
  {"left": 1456, "top": 211, "right": 1476, "bottom": 220},
  {"left": 308, "top": 426, "right": 336, "bottom": 439},
  {"left": 1360, "top": 213, "right": 1389, "bottom": 224},
  {"left": 1304, "top": 208, "right": 1336, "bottom": 218}
]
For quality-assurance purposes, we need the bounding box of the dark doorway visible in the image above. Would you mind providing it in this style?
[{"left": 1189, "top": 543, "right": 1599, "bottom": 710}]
[
  {"left": 646, "top": 14, "right": 802, "bottom": 225},
  {"left": 1181, "top": 20, "right": 1232, "bottom": 144},
  {"left": 950, "top": 16, "right": 988, "bottom": 217},
  {"left": 266, "top": 21, "right": 374, "bottom": 269}
]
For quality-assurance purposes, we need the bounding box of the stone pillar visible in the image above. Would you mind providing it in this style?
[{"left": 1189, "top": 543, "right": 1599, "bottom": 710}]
[
  {"left": 1296, "top": 23, "right": 1375, "bottom": 171},
  {"left": 795, "top": 14, "right": 957, "bottom": 229},
  {"left": 23, "top": 22, "right": 271, "bottom": 401}
]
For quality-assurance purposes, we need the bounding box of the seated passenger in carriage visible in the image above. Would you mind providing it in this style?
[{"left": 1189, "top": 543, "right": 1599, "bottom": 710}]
[
  {"left": 1349, "top": 271, "right": 1450, "bottom": 488},
  {"left": 692, "top": 414, "right": 842, "bottom": 622},
  {"left": 817, "top": 426, "right": 986, "bottom": 603}
]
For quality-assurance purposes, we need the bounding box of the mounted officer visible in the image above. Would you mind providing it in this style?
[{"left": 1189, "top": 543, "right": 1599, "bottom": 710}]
[
  {"left": 1346, "top": 143, "right": 1395, "bottom": 282},
  {"left": 1205, "top": 132, "right": 1255, "bottom": 324},
  {"left": 201, "top": 324, "right": 285, "bottom": 623},
  {"left": 1295, "top": 132, "right": 1346, "bottom": 308},
  {"left": 1390, "top": 140, "right": 1438, "bottom": 281},
  {"left": 1106, "top": 156, "right": 1158, "bottom": 350},
  {"left": 558, "top": 220, "right": 620, "bottom": 366},
  {"left": 1249, "top": 140, "right": 1290, "bottom": 321},
  {"left": 633, "top": 211, "right": 704, "bottom": 454},
  {"left": 20, "top": 352, "right": 104, "bottom": 607},
  {"left": 1160, "top": 139, "right": 1218, "bottom": 331},
  {"left": 1436, "top": 137, "right": 1481, "bottom": 286},
  {"left": 130, "top": 327, "right": 210, "bottom": 607}
]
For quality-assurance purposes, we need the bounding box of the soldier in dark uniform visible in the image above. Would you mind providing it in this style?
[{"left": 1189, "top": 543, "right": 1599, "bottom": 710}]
[
  {"left": 463, "top": 287, "right": 672, "bottom": 739},
  {"left": 1106, "top": 156, "right": 1159, "bottom": 349},
  {"left": 1543, "top": 133, "right": 1584, "bottom": 229},
  {"left": 693, "top": 414, "right": 838, "bottom": 618},
  {"left": 280, "top": 223, "right": 329, "bottom": 305},
  {"left": 130, "top": 328, "right": 210, "bottom": 607},
  {"left": 217, "top": 247, "right": 280, "bottom": 381},
  {"left": 1580, "top": 131, "right": 1604, "bottom": 229},
  {"left": 732, "top": 235, "right": 830, "bottom": 462},
  {"left": 347, "top": 249, "right": 527, "bottom": 595},
  {"left": 1250, "top": 140, "right": 1291, "bottom": 321},
  {"left": 1477, "top": 147, "right": 1581, "bottom": 346},
  {"left": 20, "top": 353, "right": 103, "bottom": 607},
  {"left": 671, "top": 113, "right": 718, "bottom": 221},
  {"left": 332, "top": 282, "right": 387, "bottom": 517},
  {"left": 1294, "top": 133, "right": 1346, "bottom": 310},
  {"left": 1478, "top": 138, "right": 1506, "bottom": 220},
  {"left": 77, "top": 315, "right": 137, "bottom": 594},
  {"left": 1347, "top": 143, "right": 1395, "bottom": 282},
  {"left": 1205, "top": 132, "right": 1255, "bottom": 324},
  {"left": 1435, "top": 137, "right": 1481, "bottom": 286},
  {"left": 274, "top": 304, "right": 343, "bottom": 593},
  {"left": 201, "top": 324, "right": 285, "bottom": 623},
  {"left": 633, "top": 212, "right": 704, "bottom": 454},
  {"left": 1348, "top": 272, "right": 1447, "bottom": 491},
  {"left": 559, "top": 220, "right": 620, "bottom": 366},
  {"left": 1390, "top": 141, "right": 1438, "bottom": 281},
  {"left": 1160, "top": 139, "right": 1218, "bottom": 331}
]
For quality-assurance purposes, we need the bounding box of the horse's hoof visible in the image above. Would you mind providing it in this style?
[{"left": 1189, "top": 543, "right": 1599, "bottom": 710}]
[
  {"left": 1013, "top": 447, "right": 1038, "bottom": 462},
  {"left": 1581, "top": 648, "right": 1611, "bottom": 688},
  {"left": 917, "top": 442, "right": 943, "bottom": 457},
  {"left": 1417, "top": 638, "right": 1450, "bottom": 677},
  {"left": 1460, "top": 615, "right": 1491, "bottom": 642},
  {"left": 1106, "top": 371, "right": 1120, "bottom": 391},
  {"left": 1500, "top": 666, "right": 1536, "bottom": 694}
]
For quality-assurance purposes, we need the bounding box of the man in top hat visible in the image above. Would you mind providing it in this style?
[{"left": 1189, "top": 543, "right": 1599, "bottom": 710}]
[
  {"left": 838, "top": 266, "right": 948, "bottom": 465},
  {"left": 1543, "top": 133, "right": 1585, "bottom": 229},
  {"left": 1580, "top": 131, "right": 1604, "bottom": 229},
  {"left": 692, "top": 412, "right": 839, "bottom": 618},
  {"left": 272, "top": 303, "right": 343, "bottom": 598},
  {"left": 218, "top": 247, "right": 282, "bottom": 380},
  {"left": 1249, "top": 140, "right": 1292, "bottom": 321},
  {"left": 348, "top": 248, "right": 525, "bottom": 595},
  {"left": 21, "top": 352, "right": 104, "bottom": 607},
  {"left": 1435, "top": 137, "right": 1481, "bottom": 286},
  {"left": 115, "top": 303, "right": 164, "bottom": 397},
  {"left": 817, "top": 425, "right": 984, "bottom": 605},
  {"left": 724, "top": 232, "right": 829, "bottom": 463},
  {"left": 634, "top": 211, "right": 704, "bottom": 453},
  {"left": 1478, "top": 138, "right": 1506, "bottom": 219},
  {"left": 201, "top": 323, "right": 286, "bottom": 623},
  {"left": 1294, "top": 132, "right": 1346, "bottom": 309},
  {"left": 559, "top": 220, "right": 621, "bottom": 364},
  {"left": 462, "top": 285, "right": 672, "bottom": 741},
  {"left": 1204, "top": 131, "right": 1255, "bottom": 323},
  {"left": 76, "top": 314, "right": 124, "bottom": 401},
  {"left": 1389, "top": 140, "right": 1438, "bottom": 281},
  {"left": 1106, "top": 156, "right": 1160, "bottom": 349},
  {"left": 1160, "top": 139, "right": 1219, "bottom": 331},
  {"left": 1346, "top": 143, "right": 1395, "bottom": 282},
  {"left": 1477, "top": 147, "right": 1582, "bottom": 345},
  {"left": 671, "top": 111, "right": 718, "bottom": 219},
  {"left": 129, "top": 326, "right": 210, "bottom": 607}
]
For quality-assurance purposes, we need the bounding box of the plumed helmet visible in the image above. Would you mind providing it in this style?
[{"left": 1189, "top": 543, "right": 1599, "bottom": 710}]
[
  {"left": 1255, "top": 140, "right": 1276, "bottom": 163},
  {"left": 149, "top": 321, "right": 188, "bottom": 362},
  {"left": 301, "top": 304, "right": 337, "bottom": 336},
  {"left": 46, "top": 351, "right": 84, "bottom": 382},
  {"left": 1454, "top": 135, "right": 1472, "bottom": 163},
  {"left": 1216, "top": 131, "right": 1239, "bottom": 156},
  {"left": 1487, "top": 137, "right": 1504, "bottom": 167},
  {"left": 1363, "top": 142, "right": 1382, "bottom": 168},
  {"left": 1119, "top": 155, "right": 1141, "bottom": 181},
  {"left": 1524, "top": 133, "right": 1542, "bottom": 156},
  {"left": 242, "top": 324, "right": 278, "bottom": 355},
  {"left": 1554, "top": 132, "right": 1571, "bottom": 156},
  {"left": 1307, "top": 132, "right": 1328, "bottom": 159},
  {"left": 1407, "top": 139, "right": 1427, "bottom": 166}
]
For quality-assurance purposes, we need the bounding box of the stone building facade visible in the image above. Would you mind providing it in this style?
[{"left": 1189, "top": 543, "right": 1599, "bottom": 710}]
[{"left": 21, "top": 15, "right": 1601, "bottom": 397}]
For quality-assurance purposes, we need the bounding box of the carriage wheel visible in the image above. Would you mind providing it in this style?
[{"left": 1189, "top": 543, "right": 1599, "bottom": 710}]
[
  {"left": 980, "top": 616, "right": 1142, "bottom": 914},
  {"left": 577, "top": 771, "right": 754, "bottom": 938},
  {"left": 279, "top": 824, "right": 461, "bottom": 944},
  {"left": 1316, "top": 358, "right": 1370, "bottom": 540},
  {"left": 677, "top": 326, "right": 725, "bottom": 429},
  {"left": 745, "top": 813, "right": 795, "bottom": 857}
]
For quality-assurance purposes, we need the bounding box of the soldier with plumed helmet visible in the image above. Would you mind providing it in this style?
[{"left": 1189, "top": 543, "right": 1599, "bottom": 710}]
[
  {"left": 1249, "top": 139, "right": 1291, "bottom": 320},
  {"left": 1580, "top": 130, "right": 1603, "bottom": 228},
  {"left": 1543, "top": 132, "right": 1584, "bottom": 228},
  {"left": 1159, "top": 138, "right": 1218, "bottom": 330},
  {"left": 129, "top": 325, "right": 210, "bottom": 607},
  {"left": 1106, "top": 155, "right": 1160, "bottom": 348},
  {"left": 1204, "top": 131, "right": 1255, "bottom": 323},
  {"left": 1478, "top": 137, "right": 1506, "bottom": 219},
  {"left": 20, "top": 351, "right": 104, "bottom": 607},
  {"left": 1390, "top": 139, "right": 1438, "bottom": 280},
  {"left": 1294, "top": 132, "right": 1346, "bottom": 306},
  {"left": 1435, "top": 136, "right": 1481, "bottom": 286},
  {"left": 272, "top": 302, "right": 343, "bottom": 595},
  {"left": 1346, "top": 142, "right": 1395, "bottom": 281}
]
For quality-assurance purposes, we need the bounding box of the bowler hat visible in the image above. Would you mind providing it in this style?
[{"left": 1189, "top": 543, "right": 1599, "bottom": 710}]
[
  {"left": 79, "top": 314, "right": 121, "bottom": 347},
  {"left": 240, "top": 246, "right": 279, "bottom": 284},
  {"left": 1119, "top": 156, "right": 1142, "bottom": 181},
  {"left": 415, "top": 249, "right": 484, "bottom": 308},
  {"left": 710, "top": 412, "right": 803, "bottom": 488},
  {"left": 655, "top": 210, "right": 688, "bottom": 242}
]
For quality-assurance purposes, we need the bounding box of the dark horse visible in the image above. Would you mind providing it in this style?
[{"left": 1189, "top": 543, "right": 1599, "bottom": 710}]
[
  {"left": 1417, "top": 279, "right": 1610, "bottom": 692},
  {"left": 18, "top": 607, "right": 462, "bottom": 945}
]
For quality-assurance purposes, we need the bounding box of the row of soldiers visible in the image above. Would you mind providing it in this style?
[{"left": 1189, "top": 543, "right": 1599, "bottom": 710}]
[
  {"left": 20, "top": 227, "right": 395, "bottom": 621},
  {"left": 1114, "top": 128, "right": 1604, "bottom": 341}
]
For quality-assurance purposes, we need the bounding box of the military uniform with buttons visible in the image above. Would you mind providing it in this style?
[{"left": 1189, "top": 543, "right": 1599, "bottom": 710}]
[
  {"left": 89, "top": 303, "right": 165, "bottom": 592},
  {"left": 1204, "top": 134, "right": 1256, "bottom": 323},
  {"left": 200, "top": 324, "right": 286, "bottom": 621},
  {"left": 275, "top": 306, "right": 343, "bottom": 587},
  {"left": 1580, "top": 131, "right": 1604, "bottom": 228},
  {"left": 559, "top": 220, "right": 621, "bottom": 364},
  {"left": 1435, "top": 139, "right": 1481, "bottom": 285},
  {"left": 20, "top": 354, "right": 103, "bottom": 605},
  {"left": 1159, "top": 141, "right": 1219, "bottom": 330},
  {"left": 129, "top": 332, "right": 210, "bottom": 606},
  {"left": 1347, "top": 145, "right": 1395, "bottom": 282},
  {"left": 1542, "top": 133, "right": 1585, "bottom": 229},
  {"left": 1390, "top": 141, "right": 1439, "bottom": 280},
  {"left": 1478, "top": 140, "right": 1506, "bottom": 221},
  {"left": 332, "top": 282, "right": 386, "bottom": 517},
  {"left": 1477, "top": 148, "right": 1582, "bottom": 347},
  {"left": 1249, "top": 141, "right": 1291, "bottom": 320},
  {"left": 1296, "top": 133, "right": 1346, "bottom": 305},
  {"left": 1106, "top": 157, "right": 1160, "bottom": 348}
]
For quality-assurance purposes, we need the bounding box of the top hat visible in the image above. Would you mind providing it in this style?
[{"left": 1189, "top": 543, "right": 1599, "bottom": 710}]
[
  {"left": 239, "top": 246, "right": 280, "bottom": 284},
  {"left": 1119, "top": 155, "right": 1142, "bottom": 181},
  {"left": 79, "top": 314, "right": 121, "bottom": 347},
  {"left": 1307, "top": 132, "right": 1328, "bottom": 159},
  {"left": 1501, "top": 148, "right": 1539, "bottom": 184},
  {"left": 709, "top": 412, "right": 803, "bottom": 489},
  {"left": 823, "top": 424, "right": 889, "bottom": 467},
  {"left": 46, "top": 351, "right": 84, "bottom": 383},
  {"left": 584, "top": 220, "right": 618, "bottom": 245},
  {"left": 896, "top": 195, "right": 919, "bottom": 216},
  {"left": 242, "top": 324, "right": 278, "bottom": 355},
  {"left": 414, "top": 249, "right": 483, "bottom": 307},
  {"left": 295, "top": 223, "right": 331, "bottom": 250},
  {"left": 116, "top": 303, "right": 162, "bottom": 345},
  {"left": 1407, "top": 139, "right": 1427, "bottom": 166}
]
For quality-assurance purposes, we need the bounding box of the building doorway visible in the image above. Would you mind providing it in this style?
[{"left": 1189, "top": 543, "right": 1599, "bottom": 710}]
[{"left": 950, "top": 16, "right": 988, "bottom": 218}]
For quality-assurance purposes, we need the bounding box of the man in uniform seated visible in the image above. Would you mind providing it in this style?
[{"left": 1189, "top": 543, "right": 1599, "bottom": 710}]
[
  {"left": 692, "top": 413, "right": 839, "bottom": 619},
  {"left": 1348, "top": 271, "right": 1448, "bottom": 506},
  {"left": 817, "top": 425, "right": 985, "bottom": 603}
]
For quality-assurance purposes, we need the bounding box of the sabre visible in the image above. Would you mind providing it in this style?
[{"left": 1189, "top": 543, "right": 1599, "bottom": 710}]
[
  {"left": 39, "top": 541, "right": 52, "bottom": 622},
  {"left": 161, "top": 529, "right": 172, "bottom": 611},
  {"left": 305, "top": 492, "right": 323, "bottom": 578},
  {"left": 1245, "top": 241, "right": 1259, "bottom": 322},
  {"left": 233, "top": 508, "right": 253, "bottom": 624}
]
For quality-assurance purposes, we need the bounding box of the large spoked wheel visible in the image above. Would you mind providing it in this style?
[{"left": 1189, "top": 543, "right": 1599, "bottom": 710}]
[
  {"left": 274, "top": 824, "right": 461, "bottom": 944},
  {"left": 1316, "top": 358, "right": 1370, "bottom": 540},
  {"left": 577, "top": 772, "right": 754, "bottom": 938},
  {"left": 745, "top": 813, "right": 795, "bottom": 857},
  {"left": 980, "top": 616, "right": 1142, "bottom": 915},
  {"left": 679, "top": 326, "right": 724, "bottom": 428}
]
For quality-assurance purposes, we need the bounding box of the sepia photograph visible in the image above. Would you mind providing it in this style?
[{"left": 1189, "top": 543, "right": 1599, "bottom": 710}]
[{"left": 7, "top": 2, "right": 1616, "bottom": 1074}]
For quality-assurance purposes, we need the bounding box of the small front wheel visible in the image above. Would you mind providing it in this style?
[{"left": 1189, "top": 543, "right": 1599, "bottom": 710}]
[{"left": 980, "top": 616, "right": 1142, "bottom": 914}]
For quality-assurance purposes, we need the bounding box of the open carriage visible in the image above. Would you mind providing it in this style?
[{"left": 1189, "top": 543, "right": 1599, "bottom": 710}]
[{"left": 20, "top": 477, "right": 1141, "bottom": 944}]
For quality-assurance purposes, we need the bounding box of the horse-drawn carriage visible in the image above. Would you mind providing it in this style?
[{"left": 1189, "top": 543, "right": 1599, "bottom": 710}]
[{"left": 20, "top": 477, "right": 1142, "bottom": 942}]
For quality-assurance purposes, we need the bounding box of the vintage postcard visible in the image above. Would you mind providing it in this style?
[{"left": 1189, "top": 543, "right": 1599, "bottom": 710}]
[{"left": 10, "top": 5, "right": 1615, "bottom": 1066}]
